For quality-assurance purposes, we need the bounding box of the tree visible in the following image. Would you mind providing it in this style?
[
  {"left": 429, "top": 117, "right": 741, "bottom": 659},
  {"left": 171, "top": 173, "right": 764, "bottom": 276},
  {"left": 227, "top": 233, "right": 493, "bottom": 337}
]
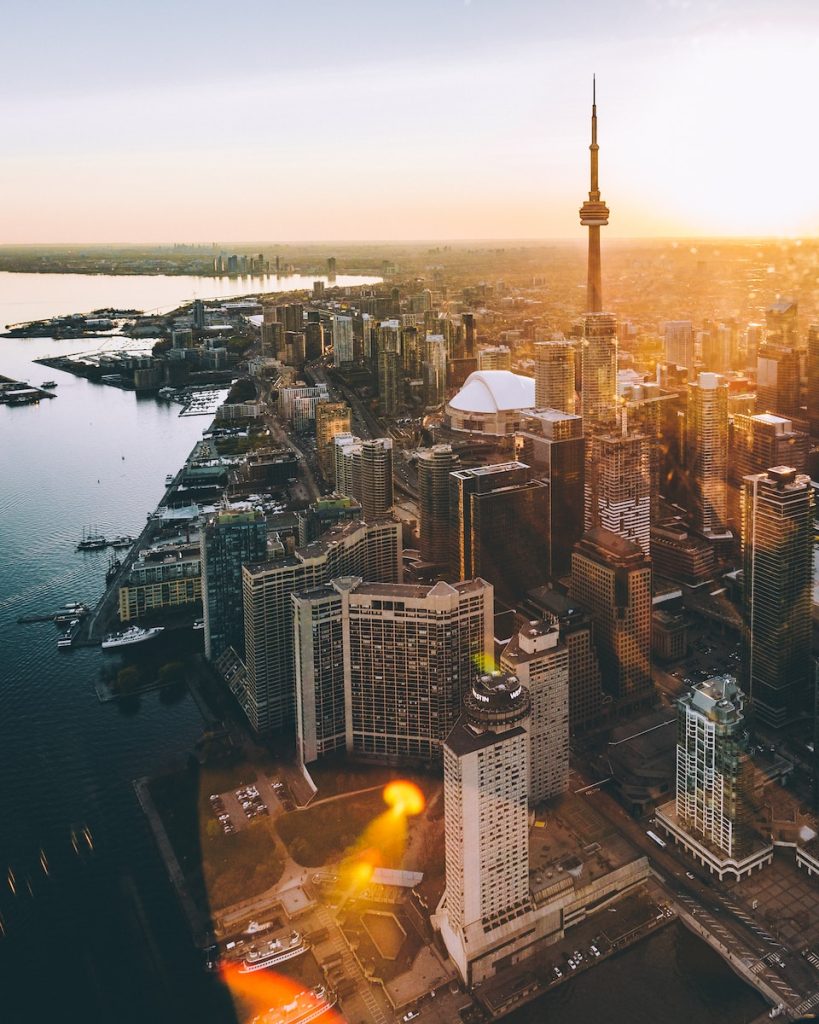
[
  {"left": 158, "top": 661, "right": 185, "bottom": 686},
  {"left": 115, "top": 665, "right": 140, "bottom": 695}
]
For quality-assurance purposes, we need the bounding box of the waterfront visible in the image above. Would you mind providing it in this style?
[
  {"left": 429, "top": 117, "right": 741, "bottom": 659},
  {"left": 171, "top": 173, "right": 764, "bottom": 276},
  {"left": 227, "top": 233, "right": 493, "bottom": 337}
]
[{"left": 0, "top": 273, "right": 773, "bottom": 1024}]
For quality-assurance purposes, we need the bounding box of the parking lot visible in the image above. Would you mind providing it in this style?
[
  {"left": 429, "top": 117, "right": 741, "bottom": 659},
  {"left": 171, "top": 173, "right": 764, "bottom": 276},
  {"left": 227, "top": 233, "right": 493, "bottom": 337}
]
[{"left": 208, "top": 775, "right": 294, "bottom": 836}]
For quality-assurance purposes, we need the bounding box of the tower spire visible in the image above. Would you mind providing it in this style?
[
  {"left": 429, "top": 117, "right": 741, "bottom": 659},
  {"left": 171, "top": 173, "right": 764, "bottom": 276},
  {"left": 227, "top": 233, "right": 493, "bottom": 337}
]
[{"left": 579, "top": 76, "right": 609, "bottom": 313}]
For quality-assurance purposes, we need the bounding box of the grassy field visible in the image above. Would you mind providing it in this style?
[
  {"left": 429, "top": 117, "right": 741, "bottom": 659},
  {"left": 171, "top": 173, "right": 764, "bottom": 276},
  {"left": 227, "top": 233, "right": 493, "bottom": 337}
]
[
  {"left": 305, "top": 756, "right": 440, "bottom": 801},
  {"left": 276, "top": 788, "right": 396, "bottom": 867}
]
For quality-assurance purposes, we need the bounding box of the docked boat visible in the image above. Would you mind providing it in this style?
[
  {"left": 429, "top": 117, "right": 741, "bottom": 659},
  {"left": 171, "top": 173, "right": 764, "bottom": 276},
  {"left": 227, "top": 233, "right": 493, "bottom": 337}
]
[
  {"left": 57, "top": 619, "right": 81, "bottom": 649},
  {"left": 55, "top": 602, "right": 89, "bottom": 625},
  {"left": 105, "top": 556, "right": 122, "bottom": 583},
  {"left": 110, "top": 535, "right": 134, "bottom": 549},
  {"left": 193, "top": 617, "right": 205, "bottom": 631},
  {"left": 165, "top": 473, "right": 175, "bottom": 486},
  {"left": 239, "top": 931, "right": 309, "bottom": 973},
  {"left": 77, "top": 528, "right": 107, "bottom": 551},
  {"left": 101, "top": 626, "right": 164, "bottom": 650},
  {"left": 41, "top": 381, "right": 58, "bottom": 389},
  {"left": 250, "top": 986, "right": 336, "bottom": 1024}
]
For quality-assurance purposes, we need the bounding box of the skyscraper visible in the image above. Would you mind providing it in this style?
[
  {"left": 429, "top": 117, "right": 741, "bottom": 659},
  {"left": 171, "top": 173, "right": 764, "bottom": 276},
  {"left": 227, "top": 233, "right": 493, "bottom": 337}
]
[
  {"left": 315, "top": 401, "right": 352, "bottom": 479},
  {"left": 377, "top": 320, "right": 401, "bottom": 415},
  {"left": 449, "top": 462, "right": 549, "bottom": 600},
  {"left": 741, "top": 467, "right": 814, "bottom": 727},
  {"left": 585, "top": 428, "right": 651, "bottom": 556},
  {"left": 201, "top": 509, "right": 268, "bottom": 661},
  {"left": 686, "top": 372, "right": 730, "bottom": 539},
  {"left": 581, "top": 312, "right": 618, "bottom": 429},
  {"left": 242, "top": 518, "right": 402, "bottom": 733},
  {"left": 664, "top": 321, "right": 694, "bottom": 376},
  {"left": 516, "top": 410, "right": 585, "bottom": 577},
  {"left": 332, "top": 314, "right": 354, "bottom": 366},
  {"left": 655, "top": 675, "right": 771, "bottom": 879},
  {"left": 293, "top": 577, "right": 493, "bottom": 765},
  {"left": 477, "top": 345, "right": 512, "bottom": 371},
  {"left": 438, "top": 671, "right": 532, "bottom": 984},
  {"left": 570, "top": 527, "right": 653, "bottom": 716},
  {"left": 756, "top": 341, "right": 801, "bottom": 419},
  {"left": 501, "top": 620, "right": 570, "bottom": 802},
  {"left": 423, "top": 333, "right": 447, "bottom": 407},
  {"left": 333, "top": 435, "right": 394, "bottom": 517},
  {"left": 534, "top": 340, "right": 575, "bottom": 414},
  {"left": 417, "top": 444, "right": 459, "bottom": 566},
  {"left": 808, "top": 324, "right": 819, "bottom": 438}
]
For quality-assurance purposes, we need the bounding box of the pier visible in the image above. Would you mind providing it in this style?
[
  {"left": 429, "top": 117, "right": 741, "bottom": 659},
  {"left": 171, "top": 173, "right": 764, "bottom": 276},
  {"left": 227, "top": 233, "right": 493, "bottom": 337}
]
[{"left": 0, "top": 374, "right": 57, "bottom": 404}]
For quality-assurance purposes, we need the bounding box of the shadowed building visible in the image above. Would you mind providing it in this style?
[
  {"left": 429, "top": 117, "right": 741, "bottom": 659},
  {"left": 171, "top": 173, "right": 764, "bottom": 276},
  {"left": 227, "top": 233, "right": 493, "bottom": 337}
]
[
  {"left": 417, "top": 444, "right": 459, "bottom": 566},
  {"left": 741, "top": 467, "right": 814, "bottom": 727},
  {"left": 569, "top": 528, "right": 653, "bottom": 717}
]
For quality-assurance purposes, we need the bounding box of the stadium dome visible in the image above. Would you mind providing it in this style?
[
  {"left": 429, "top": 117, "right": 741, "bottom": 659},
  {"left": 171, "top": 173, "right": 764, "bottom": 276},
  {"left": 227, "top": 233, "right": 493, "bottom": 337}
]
[{"left": 446, "top": 370, "right": 535, "bottom": 435}]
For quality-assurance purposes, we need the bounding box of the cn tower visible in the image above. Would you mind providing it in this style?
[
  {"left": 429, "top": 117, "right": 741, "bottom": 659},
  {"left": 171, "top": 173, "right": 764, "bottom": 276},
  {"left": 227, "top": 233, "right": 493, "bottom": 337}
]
[{"left": 579, "top": 76, "right": 609, "bottom": 313}]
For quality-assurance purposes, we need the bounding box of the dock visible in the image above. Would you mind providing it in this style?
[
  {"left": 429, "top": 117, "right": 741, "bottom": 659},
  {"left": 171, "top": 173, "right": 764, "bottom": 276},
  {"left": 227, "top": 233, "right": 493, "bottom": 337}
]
[{"left": 0, "top": 374, "right": 57, "bottom": 404}]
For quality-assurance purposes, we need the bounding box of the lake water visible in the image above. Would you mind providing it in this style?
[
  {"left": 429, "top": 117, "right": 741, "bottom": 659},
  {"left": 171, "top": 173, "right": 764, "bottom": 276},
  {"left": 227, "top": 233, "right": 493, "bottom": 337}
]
[{"left": 0, "top": 273, "right": 770, "bottom": 1024}]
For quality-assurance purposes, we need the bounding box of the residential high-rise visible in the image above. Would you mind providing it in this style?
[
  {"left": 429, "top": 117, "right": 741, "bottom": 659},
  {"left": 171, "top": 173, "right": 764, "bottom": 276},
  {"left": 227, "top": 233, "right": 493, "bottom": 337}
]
[
  {"left": 449, "top": 462, "right": 549, "bottom": 600},
  {"left": 462, "top": 312, "right": 476, "bottom": 358},
  {"left": 527, "top": 588, "right": 608, "bottom": 735},
  {"left": 663, "top": 321, "right": 694, "bottom": 376},
  {"left": 729, "top": 413, "right": 809, "bottom": 488},
  {"left": 438, "top": 671, "right": 532, "bottom": 984},
  {"left": 423, "top": 333, "right": 447, "bottom": 407},
  {"left": 333, "top": 435, "right": 394, "bottom": 517},
  {"left": 656, "top": 675, "right": 772, "bottom": 879},
  {"left": 501, "top": 620, "right": 569, "bottom": 802},
  {"left": 377, "top": 320, "right": 401, "bottom": 415},
  {"left": 417, "top": 444, "right": 459, "bottom": 566},
  {"left": 516, "top": 410, "right": 585, "bottom": 577},
  {"left": 686, "top": 372, "right": 730, "bottom": 539},
  {"left": 332, "top": 314, "right": 354, "bottom": 366},
  {"left": 766, "top": 298, "right": 798, "bottom": 347},
  {"left": 242, "top": 518, "right": 402, "bottom": 733},
  {"left": 756, "top": 342, "right": 800, "bottom": 419},
  {"left": 534, "top": 341, "right": 575, "bottom": 414},
  {"left": 570, "top": 527, "right": 653, "bottom": 716},
  {"left": 808, "top": 324, "right": 819, "bottom": 437},
  {"left": 201, "top": 509, "right": 268, "bottom": 661},
  {"left": 585, "top": 429, "right": 651, "bottom": 556},
  {"left": 293, "top": 577, "right": 493, "bottom": 765},
  {"left": 741, "top": 467, "right": 814, "bottom": 727},
  {"left": 305, "top": 320, "right": 324, "bottom": 361},
  {"left": 581, "top": 312, "right": 618, "bottom": 429},
  {"left": 315, "top": 401, "right": 351, "bottom": 479}
]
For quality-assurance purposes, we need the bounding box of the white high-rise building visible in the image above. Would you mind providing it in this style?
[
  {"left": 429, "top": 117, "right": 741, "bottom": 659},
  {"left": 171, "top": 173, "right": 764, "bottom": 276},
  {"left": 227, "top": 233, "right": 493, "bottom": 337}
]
[
  {"left": 501, "top": 620, "right": 569, "bottom": 803},
  {"left": 438, "top": 671, "right": 532, "bottom": 984},
  {"left": 664, "top": 320, "right": 694, "bottom": 376},
  {"left": 293, "top": 577, "right": 493, "bottom": 765},
  {"left": 332, "top": 435, "right": 394, "bottom": 517}
]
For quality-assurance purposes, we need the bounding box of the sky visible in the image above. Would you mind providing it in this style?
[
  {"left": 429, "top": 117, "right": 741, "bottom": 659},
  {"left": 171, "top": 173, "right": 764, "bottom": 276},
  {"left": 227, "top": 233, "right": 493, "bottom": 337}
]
[{"left": 2, "top": 0, "right": 819, "bottom": 243}]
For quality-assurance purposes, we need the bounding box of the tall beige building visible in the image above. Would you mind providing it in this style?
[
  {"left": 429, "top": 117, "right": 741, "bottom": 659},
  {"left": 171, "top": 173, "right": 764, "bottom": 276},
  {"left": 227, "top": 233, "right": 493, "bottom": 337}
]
[
  {"left": 534, "top": 341, "right": 575, "bottom": 414},
  {"left": 417, "top": 443, "right": 459, "bottom": 565},
  {"left": 438, "top": 672, "right": 532, "bottom": 985},
  {"left": 501, "top": 620, "right": 569, "bottom": 802},
  {"left": 585, "top": 429, "right": 651, "bottom": 556},
  {"left": 333, "top": 435, "right": 394, "bottom": 517},
  {"left": 293, "top": 577, "right": 493, "bottom": 765},
  {"left": 315, "top": 401, "right": 351, "bottom": 479}
]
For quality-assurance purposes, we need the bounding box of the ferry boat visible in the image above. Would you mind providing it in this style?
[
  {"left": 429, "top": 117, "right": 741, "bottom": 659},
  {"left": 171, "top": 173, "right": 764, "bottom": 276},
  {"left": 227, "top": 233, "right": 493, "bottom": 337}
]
[
  {"left": 77, "top": 528, "right": 107, "bottom": 551},
  {"left": 239, "top": 931, "right": 309, "bottom": 974},
  {"left": 101, "top": 626, "right": 164, "bottom": 650},
  {"left": 110, "top": 535, "right": 134, "bottom": 549},
  {"left": 250, "top": 986, "right": 336, "bottom": 1024},
  {"left": 41, "top": 381, "right": 58, "bottom": 389}
]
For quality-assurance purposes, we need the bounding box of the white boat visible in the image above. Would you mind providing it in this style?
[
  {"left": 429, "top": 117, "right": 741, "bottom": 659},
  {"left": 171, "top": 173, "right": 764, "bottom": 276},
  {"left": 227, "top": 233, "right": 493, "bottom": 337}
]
[
  {"left": 193, "top": 617, "right": 205, "bottom": 631},
  {"left": 101, "top": 626, "right": 164, "bottom": 650},
  {"left": 110, "top": 535, "right": 134, "bottom": 549},
  {"left": 249, "top": 986, "right": 335, "bottom": 1024},
  {"left": 239, "top": 932, "right": 309, "bottom": 973}
]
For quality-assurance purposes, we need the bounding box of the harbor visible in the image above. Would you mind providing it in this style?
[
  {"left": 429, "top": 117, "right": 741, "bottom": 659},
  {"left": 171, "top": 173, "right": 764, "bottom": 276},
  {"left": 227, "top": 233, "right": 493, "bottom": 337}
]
[{"left": 0, "top": 373, "right": 57, "bottom": 405}]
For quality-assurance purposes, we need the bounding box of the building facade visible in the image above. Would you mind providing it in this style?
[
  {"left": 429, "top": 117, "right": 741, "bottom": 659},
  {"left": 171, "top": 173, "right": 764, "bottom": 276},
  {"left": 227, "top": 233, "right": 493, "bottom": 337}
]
[
  {"left": 686, "top": 372, "right": 730, "bottom": 540},
  {"left": 534, "top": 341, "right": 575, "bottom": 414},
  {"left": 417, "top": 444, "right": 459, "bottom": 565}
]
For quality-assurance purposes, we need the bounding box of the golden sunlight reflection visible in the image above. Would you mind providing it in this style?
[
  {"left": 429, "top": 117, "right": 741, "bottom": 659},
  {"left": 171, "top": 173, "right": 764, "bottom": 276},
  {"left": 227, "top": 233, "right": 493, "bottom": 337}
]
[{"left": 219, "top": 963, "right": 343, "bottom": 1024}]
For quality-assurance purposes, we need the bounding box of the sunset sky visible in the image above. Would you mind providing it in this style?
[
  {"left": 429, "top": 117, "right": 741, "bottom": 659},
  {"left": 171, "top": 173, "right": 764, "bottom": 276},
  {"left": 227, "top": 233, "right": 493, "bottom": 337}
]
[{"left": 3, "top": 0, "right": 819, "bottom": 242}]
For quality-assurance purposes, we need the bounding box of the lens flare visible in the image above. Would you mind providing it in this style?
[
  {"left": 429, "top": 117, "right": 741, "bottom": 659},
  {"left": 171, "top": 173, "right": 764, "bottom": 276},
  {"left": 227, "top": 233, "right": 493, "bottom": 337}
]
[
  {"left": 219, "top": 963, "right": 343, "bottom": 1023},
  {"left": 383, "top": 780, "right": 425, "bottom": 817}
]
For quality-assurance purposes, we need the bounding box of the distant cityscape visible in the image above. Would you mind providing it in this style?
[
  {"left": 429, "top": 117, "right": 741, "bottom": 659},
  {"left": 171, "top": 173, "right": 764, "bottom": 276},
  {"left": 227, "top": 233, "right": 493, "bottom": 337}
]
[{"left": 5, "top": 87, "right": 819, "bottom": 1024}]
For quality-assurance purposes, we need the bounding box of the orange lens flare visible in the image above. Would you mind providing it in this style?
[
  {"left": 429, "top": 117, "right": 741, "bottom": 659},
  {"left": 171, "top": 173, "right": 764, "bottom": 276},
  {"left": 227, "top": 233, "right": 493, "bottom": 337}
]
[
  {"left": 382, "top": 780, "right": 425, "bottom": 817},
  {"left": 219, "top": 964, "right": 343, "bottom": 1024}
]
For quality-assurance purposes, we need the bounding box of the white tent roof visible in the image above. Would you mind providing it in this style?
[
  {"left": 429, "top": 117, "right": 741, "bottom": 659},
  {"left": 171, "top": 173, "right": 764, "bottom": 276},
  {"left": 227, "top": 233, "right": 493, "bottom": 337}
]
[{"left": 448, "top": 370, "right": 535, "bottom": 413}]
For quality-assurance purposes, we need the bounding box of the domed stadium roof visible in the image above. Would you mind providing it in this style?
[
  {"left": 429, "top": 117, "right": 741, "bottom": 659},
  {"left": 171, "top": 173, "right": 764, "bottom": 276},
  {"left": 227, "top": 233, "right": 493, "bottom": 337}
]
[{"left": 448, "top": 370, "right": 535, "bottom": 414}]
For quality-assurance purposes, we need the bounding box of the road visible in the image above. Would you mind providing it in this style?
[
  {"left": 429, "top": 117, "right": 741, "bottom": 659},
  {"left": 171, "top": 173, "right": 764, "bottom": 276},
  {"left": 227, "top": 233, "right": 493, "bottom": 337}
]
[{"left": 572, "top": 768, "right": 819, "bottom": 1016}]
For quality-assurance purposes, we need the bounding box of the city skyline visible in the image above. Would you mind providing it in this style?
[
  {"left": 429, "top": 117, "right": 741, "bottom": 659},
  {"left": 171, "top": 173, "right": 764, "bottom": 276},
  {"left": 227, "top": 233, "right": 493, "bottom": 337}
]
[{"left": 4, "top": 0, "right": 819, "bottom": 243}]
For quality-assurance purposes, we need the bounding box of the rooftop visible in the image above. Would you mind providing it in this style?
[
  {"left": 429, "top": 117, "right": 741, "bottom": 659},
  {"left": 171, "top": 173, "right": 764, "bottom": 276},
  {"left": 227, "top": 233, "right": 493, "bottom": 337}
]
[{"left": 448, "top": 369, "right": 535, "bottom": 414}]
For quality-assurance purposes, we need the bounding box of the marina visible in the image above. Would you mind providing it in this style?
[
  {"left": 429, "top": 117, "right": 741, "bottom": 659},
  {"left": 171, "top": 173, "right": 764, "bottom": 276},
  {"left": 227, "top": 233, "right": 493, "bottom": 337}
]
[{"left": 0, "top": 374, "right": 57, "bottom": 405}]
